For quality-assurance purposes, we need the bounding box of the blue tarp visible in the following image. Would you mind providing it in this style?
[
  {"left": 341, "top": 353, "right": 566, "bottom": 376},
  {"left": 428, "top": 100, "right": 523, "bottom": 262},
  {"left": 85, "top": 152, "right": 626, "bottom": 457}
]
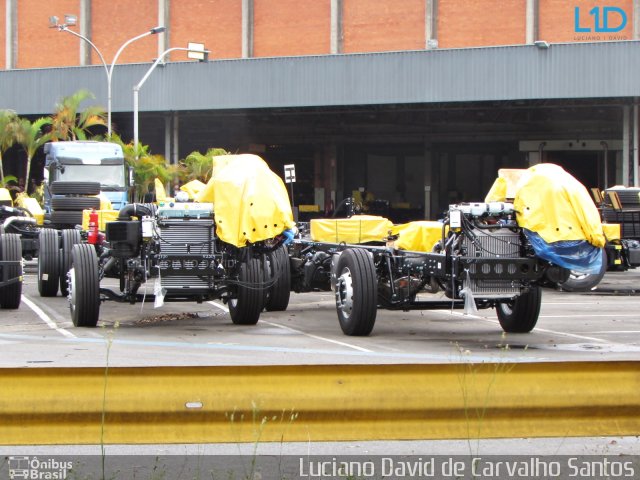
[{"left": 524, "top": 230, "right": 603, "bottom": 274}]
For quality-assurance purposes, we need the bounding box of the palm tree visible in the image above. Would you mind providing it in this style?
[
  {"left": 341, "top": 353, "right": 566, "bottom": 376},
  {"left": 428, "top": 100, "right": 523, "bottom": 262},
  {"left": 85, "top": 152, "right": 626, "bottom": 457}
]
[
  {"left": 0, "top": 109, "right": 19, "bottom": 183},
  {"left": 50, "top": 89, "right": 107, "bottom": 141},
  {"left": 15, "top": 117, "right": 52, "bottom": 188},
  {"left": 182, "top": 148, "right": 228, "bottom": 182}
]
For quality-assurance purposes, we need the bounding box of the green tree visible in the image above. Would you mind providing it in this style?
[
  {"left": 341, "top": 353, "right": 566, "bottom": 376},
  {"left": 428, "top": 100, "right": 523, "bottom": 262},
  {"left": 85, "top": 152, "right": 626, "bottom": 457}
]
[
  {"left": 15, "top": 117, "right": 52, "bottom": 188},
  {"left": 182, "top": 147, "right": 228, "bottom": 183},
  {"left": 50, "top": 89, "right": 107, "bottom": 141},
  {"left": 0, "top": 109, "right": 19, "bottom": 184}
]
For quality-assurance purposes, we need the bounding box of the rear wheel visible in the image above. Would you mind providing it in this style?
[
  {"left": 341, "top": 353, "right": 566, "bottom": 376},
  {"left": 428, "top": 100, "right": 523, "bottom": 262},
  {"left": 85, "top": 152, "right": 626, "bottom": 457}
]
[
  {"left": 229, "top": 256, "right": 264, "bottom": 325},
  {"left": 264, "top": 245, "right": 291, "bottom": 312},
  {"left": 496, "top": 286, "right": 542, "bottom": 333},
  {"left": 69, "top": 244, "right": 100, "bottom": 327},
  {"left": 38, "top": 229, "right": 60, "bottom": 297},
  {"left": 50, "top": 181, "right": 100, "bottom": 195},
  {"left": 51, "top": 197, "right": 101, "bottom": 211},
  {"left": 334, "top": 248, "right": 378, "bottom": 336},
  {"left": 0, "top": 234, "right": 23, "bottom": 309},
  {"left": 60, "top": 229, "right": 82, "bottom": 296}
]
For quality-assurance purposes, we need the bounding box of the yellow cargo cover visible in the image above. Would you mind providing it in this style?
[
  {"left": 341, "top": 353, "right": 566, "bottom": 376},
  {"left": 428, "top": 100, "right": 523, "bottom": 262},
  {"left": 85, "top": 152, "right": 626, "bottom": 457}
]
[
  {"left": 391, "top": 221, "right": 446, "bottom": 252},
  {"left": 310, "top": 215, "right": 392, "bottom": 244},
  {"left": 82, "top": 209, "right": 119, "bottom": 231},
  {"left": 180, "top": 180, "right": 206, "bottom": 200},
  {"left": 602, "top": 223, "right": 621, "bottom": 241},
  {"left": 513, "top": 163, "right": 605, "bottom": 247},
  {"left": 195, "top": 154, "right": 294, "bottom": 247},
  {"left": 14, "top": 194, "right": 44, "bottom": 225},
  {"left": 154, "top": 178, "right": 168, "bottom": 202},
  {"left": 0, "top": 187, "right": 11, "bottom": 205},
  {"left": 485, "top": 169, "right": 527, "bottom": 202}
]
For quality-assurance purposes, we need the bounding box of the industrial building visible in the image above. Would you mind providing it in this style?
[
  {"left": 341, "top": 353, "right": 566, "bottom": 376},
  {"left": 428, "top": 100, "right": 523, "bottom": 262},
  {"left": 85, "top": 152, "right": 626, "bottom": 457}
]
[{"left": 2, "top": 0, "right": 640, "bottom": 218}]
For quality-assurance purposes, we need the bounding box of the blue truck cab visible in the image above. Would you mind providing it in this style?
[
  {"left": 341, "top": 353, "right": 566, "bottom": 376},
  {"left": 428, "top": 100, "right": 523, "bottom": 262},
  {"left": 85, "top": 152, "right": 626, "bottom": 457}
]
[{"left": 43, "top": 141, "right": 130, "bottom": 212}]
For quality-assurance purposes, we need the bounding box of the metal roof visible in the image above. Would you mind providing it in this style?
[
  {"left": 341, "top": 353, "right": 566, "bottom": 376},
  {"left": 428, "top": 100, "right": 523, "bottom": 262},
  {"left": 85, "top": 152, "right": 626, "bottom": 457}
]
[{"left": 2, "top": 41, "right": 640, "bottom": 115}]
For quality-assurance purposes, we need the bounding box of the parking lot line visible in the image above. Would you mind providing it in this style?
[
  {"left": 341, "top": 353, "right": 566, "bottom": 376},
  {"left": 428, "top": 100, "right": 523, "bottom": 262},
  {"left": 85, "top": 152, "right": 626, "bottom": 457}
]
[
  {"left": 207, "top": 300, "right": 373, "bottom": 353},
  {"left": 21, "top": 295, "right": 76, "bottom": 339}
]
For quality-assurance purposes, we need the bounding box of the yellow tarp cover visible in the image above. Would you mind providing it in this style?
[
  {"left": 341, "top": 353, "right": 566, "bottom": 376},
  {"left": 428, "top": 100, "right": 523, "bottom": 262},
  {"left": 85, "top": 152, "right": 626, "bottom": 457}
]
[
  {"left": 180, "top": 180, "right": 206, "bottom": 200},
  {"left": 310, "top": 215, "right": 392, "bottom": 244},
  {"left": 391, "top": 221, "right": 446, "bottom": 252},
  {"left": 82, "top": 209, "right": 119, "bottom": 231},
  {"left": 154, "top": 178, "right": 168, "bottom": 202},
  {"left": 513, "top": 163, "right": 605, "bottom": 248},
  {"left": 14, "top": 194, "right": 44, "bottom": 225},
  {"left": 485, "top": 169, "right": 527, "bottom": 202},
  {"left": 0, "top": 187, "right": 11, "bottom": 204},
  {"left": 195, "top": 154, "right": 294, "bottom": 247},
  {"left": 602, "top": 223, "right": 621, "bottom": 241}
]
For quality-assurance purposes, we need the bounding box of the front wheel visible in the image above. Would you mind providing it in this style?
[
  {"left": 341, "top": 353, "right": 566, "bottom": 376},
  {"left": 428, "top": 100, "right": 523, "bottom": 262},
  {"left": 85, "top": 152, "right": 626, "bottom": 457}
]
[
  {"left": 496, "top": 286, "right": 542, "bottom": 333},
  {"left": 69, "top": 244, "right": 100, "bottom": 327},
  {"left": 0, "top": 234, "right": 23, "bottom": 309},
  {"left": 229, "top": 255, "right": 264, "bottom": 325},
  {"left": 334, "top": 248, "right": 377, "bottom": 336}
]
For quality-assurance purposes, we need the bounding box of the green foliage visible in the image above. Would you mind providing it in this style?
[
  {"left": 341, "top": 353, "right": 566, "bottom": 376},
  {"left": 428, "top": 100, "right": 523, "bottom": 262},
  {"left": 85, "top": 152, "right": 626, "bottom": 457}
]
[
  {"left": 15, "top": 117, "right": 52, "bottom": 187},
  {"left": 181, "top": 147, "right": 229, "bottom": 183},
  {"left": 50, "top": 89, "right": 107, "bottom": 141},
  {"left": 0, "top": 174, "right": 18, "bottom": 188},
  {"left": 0, "top": 109, "right": 19, "bottom": 183}
]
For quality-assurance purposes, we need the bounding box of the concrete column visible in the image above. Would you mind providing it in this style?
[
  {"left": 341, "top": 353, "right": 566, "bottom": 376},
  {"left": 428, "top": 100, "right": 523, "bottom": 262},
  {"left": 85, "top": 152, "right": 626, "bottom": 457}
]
[
  {"left": 5, "top": 0, "right": 17, "bottom": 69},
  {"left": 158, "top": 0, "right": 169, "bottom": 59},
  {"left": 330, "top": 0, "right": 343, "bottom": 54},
  {"left": 79, "top": 0, "right": 91, "bottom": 65},
  {"left": 172, "top": 112, "right": 179, "bottom": 165},
  {"left": 425, "top": 0, "right": 438, "bottom": 49},
  {"left": 164, "top": 114, "right": 171, "bottom": 163},
  {"left": 623, "top": 105, "right": 631, "bottom": 185},
  {"left": 526, "top": 0, "right": 538, "bottom": 43},
  {"left": 634, "top": 103, "right": 639, "bottom": 186},
  {"left": 242, "top": 0, "right": 254, "bottom": 58},
  {"left": 634, "top": 0, "right": 640, "bottom": 39},
  {"left": 423, "top": 143, "right": 433, "bottom": 218}
]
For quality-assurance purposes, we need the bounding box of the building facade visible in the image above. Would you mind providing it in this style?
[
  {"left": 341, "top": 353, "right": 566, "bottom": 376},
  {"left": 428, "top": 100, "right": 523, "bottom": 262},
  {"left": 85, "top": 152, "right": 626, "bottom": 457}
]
[{"left": 2, "top": 0, "right": 640, "bottom": 218}]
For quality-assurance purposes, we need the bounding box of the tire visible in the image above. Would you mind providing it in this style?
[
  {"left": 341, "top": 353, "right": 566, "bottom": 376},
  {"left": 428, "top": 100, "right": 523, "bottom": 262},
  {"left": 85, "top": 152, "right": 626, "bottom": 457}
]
[
  {"left": 229, "top": 255, "right": 264, "bottom": 325},
  {"left": 60, "top": 229, "right": 82, "bottom": 296},
  {"left": 51, "top": 211, "right": 83, "bottom": 227},
  {"left": 264, "top": 245, "right": 291, "bottom": 312},
  {"left": 496, "top": 286, "right": 542, "bottom": 333},
  {"left": 334, "top": 248, "right": 377, "bottom": 336},
  {"left": 51, "top": 197, "right": 101, "bottom": 211},
  {"left": 50, "top": 181, "right": 101, "bottom": 196},
  {"left": 558, "top": 248, "right": 607, "bottom": 292},
  {"left": 0, "top": 234, "right": 23, "bottom": 309},
  {"left": 69, "top": 244, "right": 100, "bottom": 327},
  {"left": 38, "top": 228, "right": 60, "bottom": 297}
]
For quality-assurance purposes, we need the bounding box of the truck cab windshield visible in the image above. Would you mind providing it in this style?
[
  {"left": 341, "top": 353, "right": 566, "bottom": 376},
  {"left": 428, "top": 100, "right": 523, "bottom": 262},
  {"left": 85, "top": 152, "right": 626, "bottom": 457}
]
[{"left": 57, "top": 164, "right": 126, "bottom": 190}]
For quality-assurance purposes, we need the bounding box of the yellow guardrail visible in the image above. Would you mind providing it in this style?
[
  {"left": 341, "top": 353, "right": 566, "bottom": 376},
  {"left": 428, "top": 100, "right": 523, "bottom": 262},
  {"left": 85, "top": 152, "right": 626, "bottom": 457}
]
[{"left": 0, "top": 362, "right": 638, "bottom": 445}]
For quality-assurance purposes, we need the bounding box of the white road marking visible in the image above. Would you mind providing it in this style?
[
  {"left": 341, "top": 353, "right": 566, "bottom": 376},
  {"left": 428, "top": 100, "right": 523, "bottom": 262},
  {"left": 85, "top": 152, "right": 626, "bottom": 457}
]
[
  {"left": 207, "top": 300, "right": 373, "bottom": 353},
  {"left": 21, "top": 295, "right": 76, "bottom": 338}
]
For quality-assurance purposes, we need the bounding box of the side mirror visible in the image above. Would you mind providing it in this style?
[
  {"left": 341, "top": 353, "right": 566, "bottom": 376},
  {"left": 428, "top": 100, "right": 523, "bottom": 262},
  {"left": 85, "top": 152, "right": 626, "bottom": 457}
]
[{"left": 128, "top": 167, "right": 135, "bottom": 186}]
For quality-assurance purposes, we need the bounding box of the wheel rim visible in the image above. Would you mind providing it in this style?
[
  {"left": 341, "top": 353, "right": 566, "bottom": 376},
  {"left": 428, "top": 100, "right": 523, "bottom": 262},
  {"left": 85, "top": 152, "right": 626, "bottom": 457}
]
[
  {"left": 499, "top": 301, "right": 514, "bottom": 316},
  {"left": 69, "top": 267, "right": 77, "bottom": 315},
  {"left": 568, "top": 270, "right": 589, "bottom": 281},
  {"left": 335, "top": 267, "right": 354, "bottom": 317}
]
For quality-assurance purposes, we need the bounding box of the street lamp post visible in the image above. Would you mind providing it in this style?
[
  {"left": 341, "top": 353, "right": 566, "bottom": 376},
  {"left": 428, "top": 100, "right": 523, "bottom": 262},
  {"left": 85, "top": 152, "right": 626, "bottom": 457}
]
[
  {"left": 133, "top": 44, "right": 208, "bottom": 157},
  {"left": 50, "top": 15, "right": 165, "bottom": 136}
]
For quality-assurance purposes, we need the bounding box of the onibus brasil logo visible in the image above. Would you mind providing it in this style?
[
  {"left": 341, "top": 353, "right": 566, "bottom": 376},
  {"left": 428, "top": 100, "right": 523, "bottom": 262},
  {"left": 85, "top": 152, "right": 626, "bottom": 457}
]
[{"left": 8, "top": 456, "right": 72, "bottom": 480}]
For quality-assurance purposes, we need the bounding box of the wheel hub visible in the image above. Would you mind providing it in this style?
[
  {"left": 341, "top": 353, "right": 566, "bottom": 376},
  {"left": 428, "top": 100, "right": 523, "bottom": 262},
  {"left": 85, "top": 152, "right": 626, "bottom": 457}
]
[{"left": 335, "top": 268, "right": 354, "bottom": 316}]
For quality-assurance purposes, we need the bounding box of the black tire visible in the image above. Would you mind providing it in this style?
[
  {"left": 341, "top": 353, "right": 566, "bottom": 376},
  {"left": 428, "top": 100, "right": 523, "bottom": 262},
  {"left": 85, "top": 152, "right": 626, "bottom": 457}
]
[
  {"left": 496, "top": 286, "right": 542, "bottom": 333},
  {"left": 60, "top": 229, "right": 82, "bottom": 296},
  {"left": 51, "top": 197, "right": 101, "bottom": 211},
  {"left": 229, "top": 255, "right": 264, "bottom": 325},
  {"left": 51, "top": 211, "right": 84, "bottom": 227},
  {"left": 38, "top": 228, "right": 60, "bottom": 297},
  {"left": 69, "top": 244, "right": 100, "bottom": 327},
  {"left": 50, "top": 181, "right": 101, "bottom": 195},
  {"left": 334, "top": 248, "right": 377, "bottom": 336},
  {"left": 264, "top": 245, "right": 291, "bottom": 312},
  {"left": 0, "top": 234, "right": 23, "bottom": 309},
  {"left": 558, "top": 248, "right": 607, "bottom": 292}
]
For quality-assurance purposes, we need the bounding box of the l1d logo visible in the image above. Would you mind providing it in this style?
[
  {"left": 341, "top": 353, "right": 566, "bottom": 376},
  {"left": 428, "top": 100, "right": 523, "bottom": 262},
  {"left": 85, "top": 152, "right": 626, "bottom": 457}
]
[{"left": 575, "top": 6, "right": 627, "bottom": 33}]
